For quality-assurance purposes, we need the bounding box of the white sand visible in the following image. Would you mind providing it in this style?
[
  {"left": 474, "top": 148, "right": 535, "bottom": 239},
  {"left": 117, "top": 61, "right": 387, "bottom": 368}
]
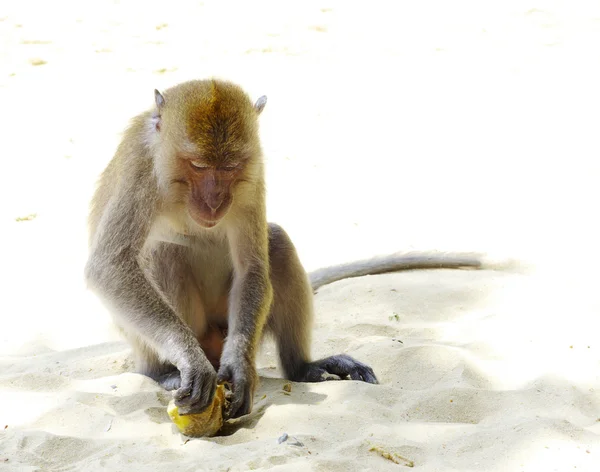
[{"left": 2, "top": 1, "right": 600, "bottom": 470}]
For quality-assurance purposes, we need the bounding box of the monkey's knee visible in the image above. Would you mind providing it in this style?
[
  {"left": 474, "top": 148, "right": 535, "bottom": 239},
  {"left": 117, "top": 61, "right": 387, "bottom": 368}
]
[
  {"left": 267, "top": 222, "right": 303, "bottom": 275},
  {"left": 267, "top": 222, "right": 285, "bottom": 235},
  {"left": 267, "top": 222, "right": 293, "bottom": 255}
]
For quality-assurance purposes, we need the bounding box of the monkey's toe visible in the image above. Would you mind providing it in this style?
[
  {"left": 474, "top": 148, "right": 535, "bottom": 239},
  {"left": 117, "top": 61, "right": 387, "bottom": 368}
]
[{"left": 320, "top": 372, "right": 341, "bottom": 381}]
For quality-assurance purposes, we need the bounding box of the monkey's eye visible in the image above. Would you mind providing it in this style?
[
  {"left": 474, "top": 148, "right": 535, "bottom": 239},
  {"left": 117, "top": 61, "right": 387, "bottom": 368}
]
[
  {"left": 221, "top": 166, "right": 238, "bottom": 172},
  {"left": 190, "top": 160, "right": 209, "bottom": 170}
]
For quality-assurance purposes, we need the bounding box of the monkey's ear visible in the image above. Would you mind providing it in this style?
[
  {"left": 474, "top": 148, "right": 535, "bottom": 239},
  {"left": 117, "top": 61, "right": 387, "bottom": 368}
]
[
  {"left": 254, "top": 95, "right": 267, "bottom": 115},
  {"left": 153, "top": 90, "right": 164, "bottom": 132},
  {"left": 154, "top": 89, "right": 165, "bottom": 109}
]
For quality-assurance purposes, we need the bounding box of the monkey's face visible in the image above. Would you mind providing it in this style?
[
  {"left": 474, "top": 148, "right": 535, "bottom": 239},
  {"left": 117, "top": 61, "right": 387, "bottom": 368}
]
[
  {"left": 152, "top": 79, "right": 265, "bottom": 229},
  {"left": 174, "top": 124, "right": 255, "bottom": 229},
  {"left": 182, "top": 161, "right": 239, "bottom": 228},
  {"left": 173, "top": 107, "right": 258, "bottom": 229},
  {"left": 167, "top": 129, "right": 257, "bottom": 229}
]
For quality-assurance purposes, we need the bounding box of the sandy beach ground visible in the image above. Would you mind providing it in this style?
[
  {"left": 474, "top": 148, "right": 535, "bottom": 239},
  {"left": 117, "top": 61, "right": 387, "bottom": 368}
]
[{"left": 1, "top": 1, "right": 600, "bottom": 470}]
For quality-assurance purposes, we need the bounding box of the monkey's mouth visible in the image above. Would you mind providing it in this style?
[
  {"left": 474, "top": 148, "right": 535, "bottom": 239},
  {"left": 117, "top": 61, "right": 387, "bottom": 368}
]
[
  {"left": 191, "top": 197, "right": 233, "bottom": 229},
  {"left": 189, "top": 195, "right": 233, "bottom": 229},
  {"left": 189, "top": 211, "right": 221, "bottom": 228},
  {"left": 199, "top": 219, "right": 219, "bottom": 228},
  {"left": 190, "top": 210, "right": 226, "bottom": 229}
]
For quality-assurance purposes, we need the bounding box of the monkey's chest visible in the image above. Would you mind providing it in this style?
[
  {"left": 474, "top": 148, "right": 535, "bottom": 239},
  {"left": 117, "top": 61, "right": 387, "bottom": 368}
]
[
  {"left": 146, "top": 215, "right": 233, "bottom": 316},
  {"left": 189, "top": 241, "right": 233, "bottom": 319}
]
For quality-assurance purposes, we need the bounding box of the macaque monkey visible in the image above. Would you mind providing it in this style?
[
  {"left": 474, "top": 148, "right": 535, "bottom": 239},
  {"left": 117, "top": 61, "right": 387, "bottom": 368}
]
[{"left": 85, "top": 79, "right": 482, "bottom": 418}]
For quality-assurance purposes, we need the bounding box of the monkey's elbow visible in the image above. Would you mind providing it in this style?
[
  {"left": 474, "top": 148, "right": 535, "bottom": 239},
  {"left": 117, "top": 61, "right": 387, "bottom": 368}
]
[
  {"left": 85, "top": 250, "right": 139, "bottom": 294},
  {"left": 84, "top": 257, "right": 116, "bottom": 292},
  {"left": 84, "top": 258, "right": 101, "bottom": 289}
]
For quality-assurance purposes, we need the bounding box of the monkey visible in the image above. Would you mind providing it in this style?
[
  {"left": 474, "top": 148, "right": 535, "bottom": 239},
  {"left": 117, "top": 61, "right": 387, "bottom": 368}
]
[{"left": 84, "top": 79, "right": 483, "bottom": 419}]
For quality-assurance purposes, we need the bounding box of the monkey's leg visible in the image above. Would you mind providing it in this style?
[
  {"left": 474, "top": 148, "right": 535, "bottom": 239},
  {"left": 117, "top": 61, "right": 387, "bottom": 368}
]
[
  {"left": 266, "top": 224, "right": 378, "bottom": 384},
  {"left": 139, "top": 243, "right": 210, "bottom": 391}
]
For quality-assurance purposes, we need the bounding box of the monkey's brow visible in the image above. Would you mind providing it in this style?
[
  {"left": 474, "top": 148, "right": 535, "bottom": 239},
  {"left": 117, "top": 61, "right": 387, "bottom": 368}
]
[
  {"left": 177, "top": 151, "right": 207, "bottom": 161},
  {"left": 178, "top": 151, "right": 245, "bottom": 166}
]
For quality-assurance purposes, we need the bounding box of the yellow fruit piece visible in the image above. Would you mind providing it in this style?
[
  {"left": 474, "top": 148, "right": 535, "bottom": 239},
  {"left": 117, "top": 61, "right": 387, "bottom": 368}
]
[{"left": 167, "top": 384, "right": 227, "bottom": 437}]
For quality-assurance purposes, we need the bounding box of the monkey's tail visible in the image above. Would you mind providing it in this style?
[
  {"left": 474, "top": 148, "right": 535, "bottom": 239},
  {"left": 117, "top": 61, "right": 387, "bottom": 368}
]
[{"left": 308, "top": 251, "right": 486, "bottom": 291}]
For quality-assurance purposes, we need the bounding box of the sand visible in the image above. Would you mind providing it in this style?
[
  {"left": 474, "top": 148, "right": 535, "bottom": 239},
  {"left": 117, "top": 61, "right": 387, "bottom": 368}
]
[{"left": 2, "top": 1, "right": 600, "bottom": 470}]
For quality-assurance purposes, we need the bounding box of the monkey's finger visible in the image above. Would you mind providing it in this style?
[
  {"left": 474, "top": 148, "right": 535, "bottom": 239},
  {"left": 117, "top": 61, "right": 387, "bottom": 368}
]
[
  {"left": 228, "top": 378, "right": 248, "bottom": 416},
  {"left": 179, "top": 377, "right": 216, "bottom": 415},
  {"left": 347, "top": 364, "right": 378, "bottom": 384},
  {"left": 217, "top": 366, "right": 233, "bottom": 384},
  {"left": 320, "top": 372, "right": 341, "bottom": 381},
  {"left": 349, "top": 370, "right": 364, "bottom": 381},
  {"left": 350, "top": 361, "right": 378, "bottom": 384},
  {"left": 217, "top": 366, "right": 245, "bottom": 415},
  {"left": 222, "top": 384, "right": 233, "bottom": 401},
  {"left": 188, "top": 374, "right": 207, "bottom": 406},
  {"left": 228, "top": 387, "right": 244, "bottom": 418},
  {"left": 199, "top": 375, "right": 217, "bottom": 409},
  {"left": 230, "top": 384, "right": 252, "bottom": 419},
  {"left": 174, "top": 383, "right": 192, "bottom": 404},
  {"left": 359, "top": 366, "right": 378, "bottom": 384},
  {"left": 174, "top": 369, "right": 199, "bottom": 405},
  {"left": 348, "top": 368, "right": 375, "bottom": 383}
]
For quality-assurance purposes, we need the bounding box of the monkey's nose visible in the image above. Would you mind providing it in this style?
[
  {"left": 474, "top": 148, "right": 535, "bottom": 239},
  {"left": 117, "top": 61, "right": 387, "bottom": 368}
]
[{"left": 206, "top": 196, "right": 223, "bottom": 212}]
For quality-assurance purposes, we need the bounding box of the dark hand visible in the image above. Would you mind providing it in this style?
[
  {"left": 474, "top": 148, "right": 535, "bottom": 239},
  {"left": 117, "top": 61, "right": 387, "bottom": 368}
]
[
  {"left": 173, "top": 349, "right": 217, "bottom": 415},
  {"left": 217, "top": 354, "right": 257, "bottom": 418}
]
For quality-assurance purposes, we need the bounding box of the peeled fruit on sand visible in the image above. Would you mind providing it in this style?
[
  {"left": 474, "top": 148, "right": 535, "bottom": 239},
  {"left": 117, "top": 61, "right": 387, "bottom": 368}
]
[{"left": 167, "top": 384, "right": 229, "bottom": 437}]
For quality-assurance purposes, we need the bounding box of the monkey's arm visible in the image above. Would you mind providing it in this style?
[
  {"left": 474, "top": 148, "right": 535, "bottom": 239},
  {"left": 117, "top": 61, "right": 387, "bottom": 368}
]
[
  {"left": 309, "top": 251, "right": 483, "bottom": 290},
  {"left": 85, "top": 173, "right": 216, "bottom": 413},
  {"left": 220, "top": 213, "right": 274, "bottom": 418}
]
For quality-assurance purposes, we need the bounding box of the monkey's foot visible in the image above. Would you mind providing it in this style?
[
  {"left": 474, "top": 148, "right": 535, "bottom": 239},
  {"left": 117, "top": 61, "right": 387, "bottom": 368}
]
[
  {"left": 295, "top": 354, "right": 378, "bottom": 384},
  {"left": 156, "top": 370, "right": 182, "bottom": 391}
]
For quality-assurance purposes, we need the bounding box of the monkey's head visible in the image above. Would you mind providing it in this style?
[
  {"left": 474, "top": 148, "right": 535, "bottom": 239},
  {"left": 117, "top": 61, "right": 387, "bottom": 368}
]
[{"left": 150, "top": 79, "right": 267, "bottom": 229}]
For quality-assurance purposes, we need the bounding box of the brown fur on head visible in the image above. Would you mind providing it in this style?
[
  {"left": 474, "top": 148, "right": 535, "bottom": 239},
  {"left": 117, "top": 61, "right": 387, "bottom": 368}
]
[{"left": 149, "top": 79, "right": 267, "bottom": 229}]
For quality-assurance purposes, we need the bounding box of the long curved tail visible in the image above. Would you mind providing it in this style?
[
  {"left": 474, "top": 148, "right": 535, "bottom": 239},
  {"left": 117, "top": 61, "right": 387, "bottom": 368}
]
[{"left": 308, "top": 252, "right": 486, "bottom": 291}]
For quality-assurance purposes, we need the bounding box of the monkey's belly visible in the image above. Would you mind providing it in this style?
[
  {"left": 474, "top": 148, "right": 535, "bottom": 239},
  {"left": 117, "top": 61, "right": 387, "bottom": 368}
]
[
  {"left": 199, "top": 325, "right": 227, "bottom": 370},
  {"left": 197, "top": 292, "right": 229, "bottom": 370}
]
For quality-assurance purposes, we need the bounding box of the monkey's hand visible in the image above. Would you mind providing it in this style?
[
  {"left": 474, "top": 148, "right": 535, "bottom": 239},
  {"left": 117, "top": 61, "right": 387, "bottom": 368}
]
[
  {"left": 217, "top": 353, "right": 257, "bottom": 419},
  {"left": 173, "top": 348, "right": 218, "bottom": 416}
]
